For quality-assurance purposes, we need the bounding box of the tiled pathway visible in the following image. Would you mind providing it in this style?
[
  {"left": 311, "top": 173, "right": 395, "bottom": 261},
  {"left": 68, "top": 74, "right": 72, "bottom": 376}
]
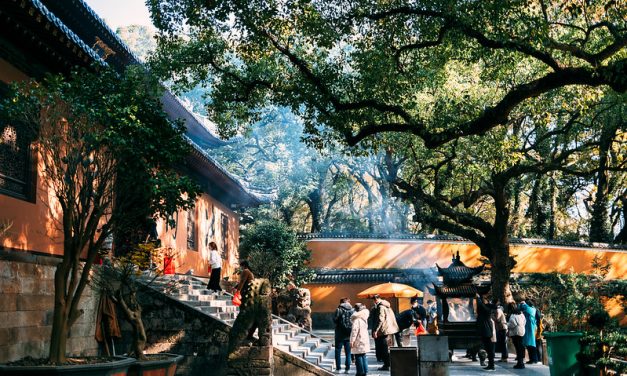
[{"left": 313, "top": 330, "right": 550, "bottom": 376}]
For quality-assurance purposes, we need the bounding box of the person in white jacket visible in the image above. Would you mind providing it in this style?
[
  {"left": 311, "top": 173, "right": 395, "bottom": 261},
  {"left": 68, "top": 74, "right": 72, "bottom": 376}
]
[
  {"left": 207, "top": 242, "right": 222, "bottom": 293},
  {"left": 507, "top": 302, "right": 527, "bottom": 370},
  {"left": 350, "top": 303, "right": 370, "bottom": 376}
]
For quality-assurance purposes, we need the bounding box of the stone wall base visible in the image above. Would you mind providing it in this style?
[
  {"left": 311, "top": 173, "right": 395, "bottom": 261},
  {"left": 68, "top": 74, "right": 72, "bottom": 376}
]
[
  {"left": 227, "top": 345, "right": 273, "bottom": 376},
  {"left": 0, "top": 250, "right": 99, "bottom": 363}
]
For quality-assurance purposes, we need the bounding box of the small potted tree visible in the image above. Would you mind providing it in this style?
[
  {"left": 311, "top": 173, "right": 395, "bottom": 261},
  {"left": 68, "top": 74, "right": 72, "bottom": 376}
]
[
  {"left": 0, "top": 65, "right": 198, "bottom": 373},
  {"left": 93, "top": 242, "right": 183, "bottom": 376}
]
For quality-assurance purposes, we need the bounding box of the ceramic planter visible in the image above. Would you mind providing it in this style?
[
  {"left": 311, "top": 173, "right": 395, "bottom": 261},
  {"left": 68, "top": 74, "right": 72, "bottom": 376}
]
[
  {"left": 0, "top": 356, "right": 136, "bottom": 376},
  {"left": 127, "top": 353, "right": 183, "bottom": 376}
]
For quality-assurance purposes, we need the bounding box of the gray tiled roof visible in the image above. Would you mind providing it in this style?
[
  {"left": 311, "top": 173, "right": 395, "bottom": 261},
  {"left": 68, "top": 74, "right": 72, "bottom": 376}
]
[
  {"left": 436, "top": 264, "right": 484, "bottom": 285},
  {"left": 28, "top": 0, "right": 104, "bottom": 64},
  {"left": 299, "top": 233, "right": 627, "bottom": 251},
  {"left": 309, "top": 268, "right": 438, "bottom": 285},
  {"left": 434, "top": 284, "right": 491, "bottom": 298}
]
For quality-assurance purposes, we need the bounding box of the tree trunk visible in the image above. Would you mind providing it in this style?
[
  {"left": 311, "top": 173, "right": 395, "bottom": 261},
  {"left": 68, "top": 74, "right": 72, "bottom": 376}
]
[
  {"left": 49, "top": 264, "right": 70, "bottom": 364},
  {"left": 280, "top": 206, "right": 295, "bottom": 226},
  {"left": 490, "top": 182, "right": 514, "bottom": 304},
  {"left": 489, "top": 240, "right": 514, "bottom": 305},
  {"left": 527, "top": 175, "right": 550, "bottom": 237},
  {"left": 129, "top": 310, "right": 147, "bottom": 361},
  {"left": 547, "top": 174, "right": 557, "bottom": 240},
  {"left": 508, "top": 177, "right": 525, "bottom": 237},
  {"left": 589, "top": 124, "right": 617, "bottom": 242},
  {"left": 118, "top": 290, "right": 147, "bottom": 361},
  {"left": 614, "top": 191, "right": 627, "bottom": 244},
  {"left": 306, "top": 189, "right": 322, "bottom": 233}
]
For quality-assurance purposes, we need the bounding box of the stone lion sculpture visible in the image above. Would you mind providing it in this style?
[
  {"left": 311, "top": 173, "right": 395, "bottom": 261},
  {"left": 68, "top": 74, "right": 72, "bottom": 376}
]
[{"left": 227, "top": 278, "right": 273, "bottom": 357}]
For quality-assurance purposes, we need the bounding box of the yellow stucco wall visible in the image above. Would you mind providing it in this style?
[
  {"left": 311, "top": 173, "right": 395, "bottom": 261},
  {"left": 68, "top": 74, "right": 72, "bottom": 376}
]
[
  {"left": 304, "top": 239, "right": 626, "bottom": 325},
  {"left": 307, "top": 239, "right": 627, "bottom": 279},
  {"left": 156, "top": 192, "right": 240, "bottom": 278}
]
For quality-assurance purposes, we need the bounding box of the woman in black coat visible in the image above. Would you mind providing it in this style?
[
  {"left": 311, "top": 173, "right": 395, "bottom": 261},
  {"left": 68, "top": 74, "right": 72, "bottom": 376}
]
[{"left": 476, "top": 293, "right": 496, "bottom": 370}]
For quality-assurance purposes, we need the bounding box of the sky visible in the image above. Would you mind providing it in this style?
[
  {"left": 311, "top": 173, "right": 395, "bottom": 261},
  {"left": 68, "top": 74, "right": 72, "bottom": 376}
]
[{"left": 83, "top": 0, "right": 154, "bottom": 31}]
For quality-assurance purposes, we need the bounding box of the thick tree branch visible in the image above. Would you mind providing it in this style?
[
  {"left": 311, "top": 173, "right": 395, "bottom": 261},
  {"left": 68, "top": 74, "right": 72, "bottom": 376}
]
[
  {"left": 347, "top": 64, "right": 625, "bottom": 148},
  {"left": 393, "top": 179, "right": 494, "bottom": 235}
]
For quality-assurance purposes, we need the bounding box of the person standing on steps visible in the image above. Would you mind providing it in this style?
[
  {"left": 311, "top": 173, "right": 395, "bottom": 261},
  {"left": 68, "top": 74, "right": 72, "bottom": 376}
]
[
  {"left": 350, "top": 303, "right": 370, "bottom": 376},
  {"left": 371, "top": 294, "right": 399, "bottom": 371},
  {"left": 476, "top": 293, "right": 496, "bottom": 371},
  {"left": 207, "top": 241, "right": 222, "bottom": 293},
  {"left": 333, "top": 297, "right": 354, "bottom": 373}
]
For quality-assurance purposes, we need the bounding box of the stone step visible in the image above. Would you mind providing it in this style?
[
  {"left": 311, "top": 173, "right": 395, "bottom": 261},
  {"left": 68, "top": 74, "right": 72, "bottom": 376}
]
[
  {"left": 147, "top": 275, "right": 335, "bottom": 373},
  {"left": 218, "top": 311, "right": 237, "bottom": 321},
  {"left": 174, "top": 293, "right": 223, "bottom": 301}
]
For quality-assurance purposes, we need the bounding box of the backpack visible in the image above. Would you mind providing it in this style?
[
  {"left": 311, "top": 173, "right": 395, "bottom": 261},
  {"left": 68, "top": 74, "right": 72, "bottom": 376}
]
[{"left": 338, "top": 308, "right": 353, "bottom": 332}]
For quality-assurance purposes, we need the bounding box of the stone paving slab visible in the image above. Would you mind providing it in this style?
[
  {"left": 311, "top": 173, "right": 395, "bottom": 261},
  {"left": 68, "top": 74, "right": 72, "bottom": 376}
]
[{"left": 314, "top": 330, "right": 550, "bottom": 376}]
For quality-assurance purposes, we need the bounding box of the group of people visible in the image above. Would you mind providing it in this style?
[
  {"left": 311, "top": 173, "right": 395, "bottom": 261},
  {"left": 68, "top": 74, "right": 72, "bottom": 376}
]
[
  {"left": 476, "top": 293, "right": 543, "bottom": 371},
  {"left": 333, "top": 294, "right": 437, "bottom": 375}
]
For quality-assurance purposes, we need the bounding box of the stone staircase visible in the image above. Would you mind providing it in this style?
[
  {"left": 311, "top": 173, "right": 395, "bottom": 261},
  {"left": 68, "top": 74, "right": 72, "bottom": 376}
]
[{"left": 141, "top": 273, "right": 336, "bottom": 373}]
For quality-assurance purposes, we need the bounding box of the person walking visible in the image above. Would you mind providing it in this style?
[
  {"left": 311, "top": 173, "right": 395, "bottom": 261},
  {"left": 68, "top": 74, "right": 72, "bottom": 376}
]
[
  {"left": 520, "top": 300, "right": 538, "bottom": 364},
  {"left": 394, "top": 297, "right": 426, "bottom": 346},
  {"left": 350, "top": 303, "right": 370, "bottom": 376},
  {"left": 371, "top": 294, "right": 399, "bottom": 371},
  {"left": 507, "top": 302, "right": 527, "bottom": 370},
  {"left": 207, "top": 241, "right": 223, "bottom": 293},
  {"left": 333, "top": 298, "right": 354, "bottom": 373},
  {"left": 492, "top": 300, "right": 508, "bottom": 362},
  {"left": 476, "top": 293, "right": 496, "bottom": 371}
]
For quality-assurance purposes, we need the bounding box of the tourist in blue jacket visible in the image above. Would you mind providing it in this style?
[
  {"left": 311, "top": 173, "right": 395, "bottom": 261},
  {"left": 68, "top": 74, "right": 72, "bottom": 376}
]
[{"left": 519, "top": 301, "right": 538, "bottom": 364}]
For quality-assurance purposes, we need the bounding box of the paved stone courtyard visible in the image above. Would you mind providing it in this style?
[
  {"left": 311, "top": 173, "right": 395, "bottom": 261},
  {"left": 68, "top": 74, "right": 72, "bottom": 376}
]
[{"left": 313, "top": 330, "right": 550, "bottom": 376}]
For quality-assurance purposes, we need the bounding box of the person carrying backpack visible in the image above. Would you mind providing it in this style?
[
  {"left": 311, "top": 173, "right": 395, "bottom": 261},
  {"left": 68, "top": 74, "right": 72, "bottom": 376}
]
[{"left": 333, "top": 297, "right": 354, "bottom": 373}]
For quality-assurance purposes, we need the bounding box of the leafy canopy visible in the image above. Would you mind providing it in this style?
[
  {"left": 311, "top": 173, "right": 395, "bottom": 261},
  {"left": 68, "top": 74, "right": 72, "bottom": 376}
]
[
  {"left": 239, "top": 220, "right": 314, "bottom": 289},
  {"left": 148, "top": 0, "right": 626, "bottom": 149}
]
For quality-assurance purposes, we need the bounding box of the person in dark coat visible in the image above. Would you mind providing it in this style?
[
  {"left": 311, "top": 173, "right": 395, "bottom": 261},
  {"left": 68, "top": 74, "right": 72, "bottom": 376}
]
[
  {"left": 394, "top": 297, "right": 426, "bottom": 346},
  {"left": 476, "top": 293, "right": 496, "bottom": 371},
  {"left": 333, "top": 297, "right": 354, "bottom": 373}
]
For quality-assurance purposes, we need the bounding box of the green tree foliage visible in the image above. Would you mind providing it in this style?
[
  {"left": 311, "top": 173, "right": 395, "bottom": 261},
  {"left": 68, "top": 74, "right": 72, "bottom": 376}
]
[
  {"left": 147, "top": 0, "right": 626, "bottom": 301},
  {"left": 238, "top": 220, "right": 314, "bottom": 289},
  {"left": 213, "top": 107, "right": 413, "bottom": 233},
  {"left": 116, "top": 25, "right": 156, "bottom": 62},
  {"left": 147, "top": 0, "right": 625, "bottom": 147},
  {"left": 0, "top": 65, "right": 199, "bottom": 363}
]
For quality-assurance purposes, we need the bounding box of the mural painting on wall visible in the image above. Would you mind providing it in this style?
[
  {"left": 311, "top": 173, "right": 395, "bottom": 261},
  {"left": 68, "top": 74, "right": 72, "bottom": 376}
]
[
  {"left": 221, "top": 213, "right": 228, "bottom": 260},
  {"left": 166, "top": 211, "right": 178, "bottom": 240},
  {"left": 205, "top": 205, "right": 215, "bottom": 249},
  {"left": 187, "top": 207, "right": 196, "bottom": 250}
]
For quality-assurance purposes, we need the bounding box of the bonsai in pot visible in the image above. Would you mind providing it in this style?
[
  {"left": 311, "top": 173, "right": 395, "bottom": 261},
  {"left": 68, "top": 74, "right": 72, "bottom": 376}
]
[
  {"left": 578, "top": 309, "right": 627, "bottom": 376},
  {"left": 94, "top": 242, "right": 183, "bottom": 375},
  {"left": 0, "top": 65, "right": 198, "bottom": 370}
]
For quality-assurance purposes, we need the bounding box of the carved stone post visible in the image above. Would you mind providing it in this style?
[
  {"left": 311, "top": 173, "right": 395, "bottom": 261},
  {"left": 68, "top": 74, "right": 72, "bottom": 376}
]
[{"left": 227, "top": 278, "right": 273, "bottom": 376}]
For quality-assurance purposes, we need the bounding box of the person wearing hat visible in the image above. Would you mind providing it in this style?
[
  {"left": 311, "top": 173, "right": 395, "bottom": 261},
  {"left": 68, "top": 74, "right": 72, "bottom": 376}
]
[
  {"left": 394, "top": 297, "right": 426, "bottom": 346},
  {"left": 371, "top": 294, "right": 399, "bottom": 371}
]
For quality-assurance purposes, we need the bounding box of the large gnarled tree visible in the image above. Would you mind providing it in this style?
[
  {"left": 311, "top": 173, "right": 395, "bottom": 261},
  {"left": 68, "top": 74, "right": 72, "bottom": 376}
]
[{"left": 147, "top": 0, "right": 626, "bottom": 301}]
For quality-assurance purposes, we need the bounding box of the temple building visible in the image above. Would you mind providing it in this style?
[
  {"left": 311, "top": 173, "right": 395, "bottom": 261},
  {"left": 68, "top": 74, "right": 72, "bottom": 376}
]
[{"left": 0, "top": 0, "right": 266, "bottom": 362}]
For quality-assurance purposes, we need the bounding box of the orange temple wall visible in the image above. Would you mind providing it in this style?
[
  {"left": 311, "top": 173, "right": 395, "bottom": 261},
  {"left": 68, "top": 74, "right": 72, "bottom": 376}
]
[{"left": 304, "top": 239, "right": 627, "bottom": 324}]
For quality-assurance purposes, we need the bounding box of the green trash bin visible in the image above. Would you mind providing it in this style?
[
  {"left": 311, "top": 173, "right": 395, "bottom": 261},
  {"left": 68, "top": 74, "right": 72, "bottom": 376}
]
[{"left": 544, "top": 331, "right": 583, "bottom": 376}]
